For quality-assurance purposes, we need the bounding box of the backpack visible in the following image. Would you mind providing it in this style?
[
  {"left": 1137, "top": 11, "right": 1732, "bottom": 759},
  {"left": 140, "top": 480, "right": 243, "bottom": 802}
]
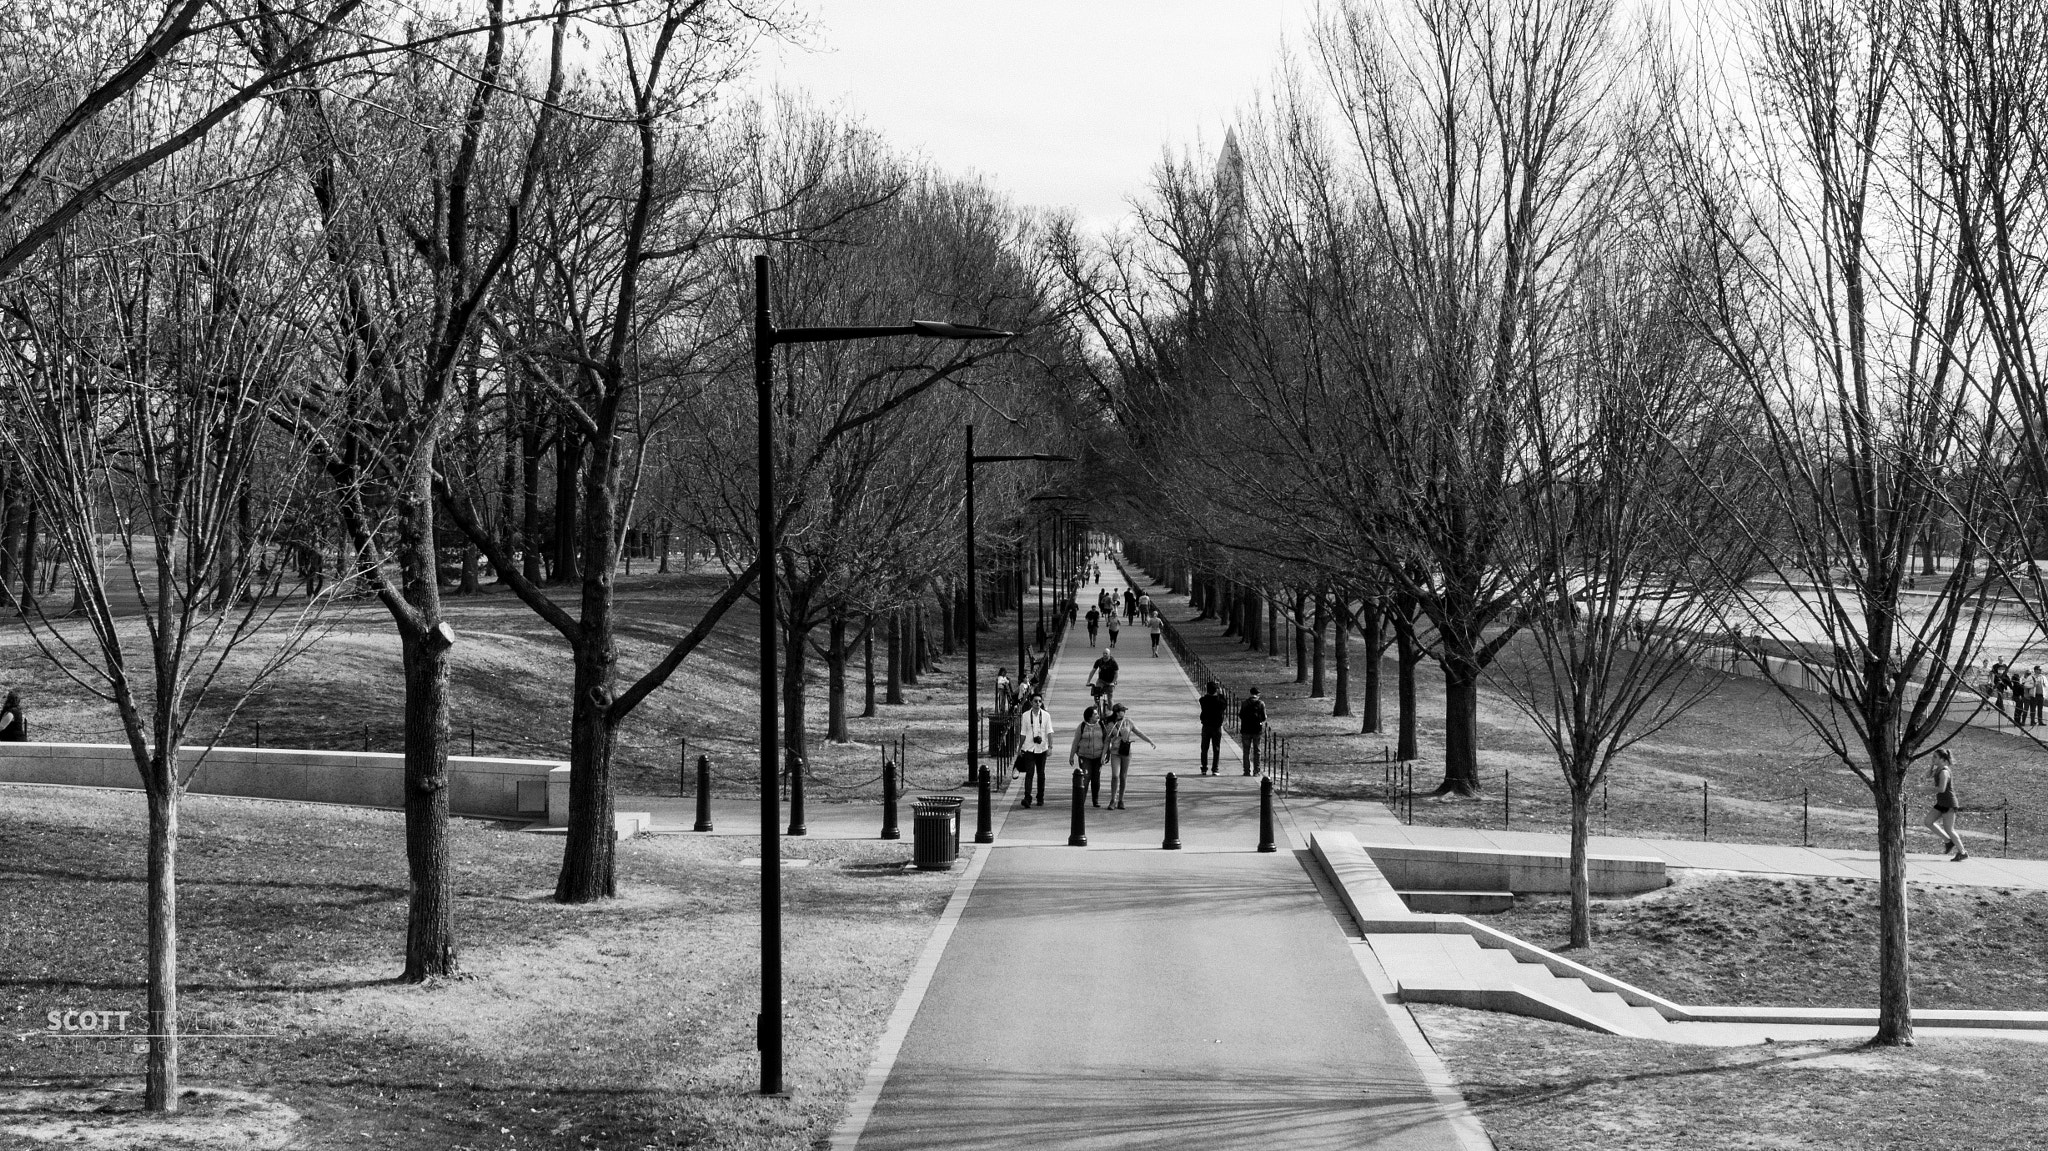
[{"left": 1242, "top": 698, "right": 1267, "bottom": 728}]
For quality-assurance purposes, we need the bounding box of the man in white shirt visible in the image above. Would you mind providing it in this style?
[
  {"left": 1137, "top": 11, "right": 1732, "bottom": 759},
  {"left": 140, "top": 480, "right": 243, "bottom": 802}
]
[{"left": 1016, "top": 694, "right": 1055, "bottom": 807}]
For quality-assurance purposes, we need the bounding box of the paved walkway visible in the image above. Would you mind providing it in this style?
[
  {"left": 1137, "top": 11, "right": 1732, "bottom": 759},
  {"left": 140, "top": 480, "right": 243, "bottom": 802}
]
[{"left": 840, "top": 558, "right": 1478, "bottom": 1150}]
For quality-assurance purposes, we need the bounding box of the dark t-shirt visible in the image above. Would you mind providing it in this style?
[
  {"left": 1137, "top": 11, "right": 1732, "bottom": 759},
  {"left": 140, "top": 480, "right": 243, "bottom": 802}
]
[
  {"left": 1093, "top": 655, "right": 1119, "bottom": 684},
  {"left": 1239, "top": 697, "right": 1266, "bottom": 735},
  {"left": 1198, "top": 692, "right": 1228, "bottom": 730}
]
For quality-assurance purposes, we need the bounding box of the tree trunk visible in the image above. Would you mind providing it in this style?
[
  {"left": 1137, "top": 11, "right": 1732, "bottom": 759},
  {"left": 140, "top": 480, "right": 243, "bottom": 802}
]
[
  {"left": 1360, "top": 600, "right": 1383, "bottom": 733},
  {"left": 1396, "top": 609, "right": 1420, "bottom": 761},
  {"left": 1439, "top": 652, "right": 1483, "bottom": 796},
  {"left": 550, "top": 429, "right": 583, "bottom": 584},
  {"left": 1311, "top": 591, "right": 1327, "bottom": 698},
  {"left": 1872, "top": 755, "right": 1913, "bottom": 1044},
  {"left": 520, "top": 406, "right": 543, "bottom": 584},
  {"left": 459, "top": 542, "right": 480, "bottom": 595},
  {"left": 1568, "top": 783, "right": 1592, "bottom": 949},
  {"left": 1295, "top": 590, "right": 1309, "bottom": 682},
  {"left": 143, "top": 777, "right": 179, "bottom": 1112},
  {"left": 783, "top": 619, "right": 810, "bottom": 771},
  {"left": 886, "top": 610, "right": 905, "bottom": 703},
  {"left": 1220, "top": 576, "right": 1237, "bottom": 636},
  {"left": 1246, "top": 588, "right": 1262, "bottom": 651},
  {"left": 905, "top": 607, "right": 923, "bottom": 684},
  {"left": 17, "top": 496, "right": 37, "bottom": 610},
  {"left": 401, "top": 625, "right": 462, "bottom": 953},
  {"left": 1333, "top": 597, "right": 1351, "bottom": 717},
  {"left": 862, "top": 616, "right": 877, "bottom": 718},
  {"left": 827, "top": 614, "right": 849, "bottom": 742}
]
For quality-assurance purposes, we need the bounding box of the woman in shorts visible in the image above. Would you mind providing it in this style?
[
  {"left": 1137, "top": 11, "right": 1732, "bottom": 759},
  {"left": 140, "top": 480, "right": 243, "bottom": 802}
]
[
  {"left": 1104, "top": 703, "right": 1157, "bottom": 810},
  {"left": 1920, "top": 748, "right": 1968, "bottom": 861}
]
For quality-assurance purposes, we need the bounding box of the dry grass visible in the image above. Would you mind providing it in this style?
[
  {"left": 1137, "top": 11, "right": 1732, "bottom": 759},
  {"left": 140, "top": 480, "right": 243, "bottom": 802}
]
[
  {"left": 1415, "top": 1004, "right": 2048, "bottom": 1150},
  {"left": 1489, "top": 873, "right": 2048, "bottom": 1010},
  {"left": 1123, "top": 565, "right": 2047, "bottom": 860},
  {"left": 0, "top": 785, "right": 960, "bottom": 1149},
  {"left": 0, "top": 567, "right": 1038, "bottom": 802}
]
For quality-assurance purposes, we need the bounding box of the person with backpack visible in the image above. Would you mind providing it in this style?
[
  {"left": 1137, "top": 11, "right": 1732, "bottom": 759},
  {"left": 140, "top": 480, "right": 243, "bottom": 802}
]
[
  {"left": 1198, "top": 680, "right": 1229, "bottom": 774},
  {"left": 1104, "top": 703, "right": 1158, "bottom": 810},
  {"left": 1068, "top": 705, "right": 1111, "bottom": 807},
  {"left": 0, "top": 690, "right": 23, "bottom": 742},
  {"left": 1920, "top": 748, "right": 1969, "bottom": 861},
  {"left": 1089, "top": 650, "right": 1120, "bottom": 710},
  {"left": 1239, "top": 685, "right": 1267, "bottom": 775},
  {"left": 1085, "top": 607, "right": 1100, "bottom": 647}
]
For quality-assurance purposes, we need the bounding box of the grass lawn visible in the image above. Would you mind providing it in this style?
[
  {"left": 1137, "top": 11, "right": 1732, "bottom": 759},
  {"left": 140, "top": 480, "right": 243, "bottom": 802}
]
[
  {"left": 1123, "top": 564, "right": 2048, "bottom": 860},
  {"left": 1487, "top": 874, "right": 2048, "bottom": 1010},
  {"left": 0, "top": 566, "right": 1042, "bottom": 804},
  {"left": 1414, "top": 1005, "right": 2048, "bottom": 1151},
  {"left": 0, "top": 785, "right": 961, "bottom": 1149}
]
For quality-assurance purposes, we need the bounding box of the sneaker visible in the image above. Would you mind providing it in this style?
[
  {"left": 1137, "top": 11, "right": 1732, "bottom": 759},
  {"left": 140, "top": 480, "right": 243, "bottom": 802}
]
[{"left": 1953, "top": 849, "right": 1970, "bottom": 862}]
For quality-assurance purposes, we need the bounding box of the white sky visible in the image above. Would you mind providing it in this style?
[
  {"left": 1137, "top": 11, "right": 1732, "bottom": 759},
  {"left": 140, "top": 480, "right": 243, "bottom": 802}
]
[{"left": 756, "top": 1, "right": 1318, "bottom": 233}]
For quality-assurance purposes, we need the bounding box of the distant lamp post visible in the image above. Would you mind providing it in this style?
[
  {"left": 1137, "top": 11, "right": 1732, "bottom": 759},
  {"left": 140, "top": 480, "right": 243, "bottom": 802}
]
[
  {"left": 963, "top": 424, "right": 1075, "bottom": 786},
  {"left": 752, "top": 253, "right": 1010, "bottom": 1096}
]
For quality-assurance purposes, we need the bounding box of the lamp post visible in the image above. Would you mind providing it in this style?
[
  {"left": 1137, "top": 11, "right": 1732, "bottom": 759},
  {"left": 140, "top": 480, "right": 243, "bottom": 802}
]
[
  {"left": 962, "top": 423, "right": 1074, "bottom": 786},
  {"left": 753, "top": 253, "right": 1009, "bottom": 1096}
]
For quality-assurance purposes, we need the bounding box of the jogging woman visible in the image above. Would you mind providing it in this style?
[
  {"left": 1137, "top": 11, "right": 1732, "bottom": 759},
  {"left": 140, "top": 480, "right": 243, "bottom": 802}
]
[{"left": 1920, "top": 748, "right": 1969, "bottom": 861}]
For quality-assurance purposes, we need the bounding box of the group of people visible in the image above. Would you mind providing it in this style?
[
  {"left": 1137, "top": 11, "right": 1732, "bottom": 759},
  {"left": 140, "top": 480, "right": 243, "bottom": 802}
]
[
  {"left": 1012, "top": 691, "right": 1156, "bottom": 809},
  {"left": 1988, "top": 661, "right": 2048, "bottom": 725},
  {"left": 0, "top": 690, "right": 21, "bottom": 742},
  {"left": 1081, "top": 590, "right": 1164, "bottom": 657}
]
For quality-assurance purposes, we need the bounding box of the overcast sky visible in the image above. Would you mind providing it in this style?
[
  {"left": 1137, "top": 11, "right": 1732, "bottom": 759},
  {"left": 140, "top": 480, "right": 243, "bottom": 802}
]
[{"left": 756, "top": 1, "right": 1317, "bottom": 233}]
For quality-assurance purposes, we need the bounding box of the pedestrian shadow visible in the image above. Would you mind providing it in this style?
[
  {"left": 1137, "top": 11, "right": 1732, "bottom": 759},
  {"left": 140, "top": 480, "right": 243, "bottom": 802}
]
[{"left": 859, "top": 1064, "right": 1464, "bottom": 1151}]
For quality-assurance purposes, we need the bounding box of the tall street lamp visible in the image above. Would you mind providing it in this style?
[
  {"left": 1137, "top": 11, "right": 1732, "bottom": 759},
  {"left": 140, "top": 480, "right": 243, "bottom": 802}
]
[
  {"left": 962, "top": 423, "right": 1074, "bottom": 786},
  {"left": 753, "top": 253, "right": 1010, "bottom": 1096}
]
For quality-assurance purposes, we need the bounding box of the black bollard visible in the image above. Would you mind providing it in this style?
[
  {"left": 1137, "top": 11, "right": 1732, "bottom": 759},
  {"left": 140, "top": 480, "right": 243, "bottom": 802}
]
[
  {"left": 693, "top": 755, "right": 713, "bottom": 832},
  {"left": 1068, "top": 768, "right": 1088, "bottom": 847},
  {"left": 1257, "top": 775, "right": 1276, "bottom": 853},
  {"left": 1162, "top": 772, "right": 1182, "bottom": 850},
  {"left": 881, "top": 760, "right": 901, "bottom": 840},
  {"left": 787, "top": 756, "right": 807, "bottom": 837},
  {"left": 975, "top": 766, "right": 994, "bottom": 844}
]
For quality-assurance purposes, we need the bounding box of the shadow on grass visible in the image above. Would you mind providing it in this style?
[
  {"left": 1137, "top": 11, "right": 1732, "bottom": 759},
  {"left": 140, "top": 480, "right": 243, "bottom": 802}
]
[
  {"left": 0, "top": 863, "right": 406, "bottom": 897},
  {"left": 1462, "top": 1043, "right": 1872, "bottom": 1109}
]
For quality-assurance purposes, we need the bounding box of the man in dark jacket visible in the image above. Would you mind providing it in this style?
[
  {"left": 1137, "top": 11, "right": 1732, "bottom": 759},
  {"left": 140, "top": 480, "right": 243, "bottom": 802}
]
[
  {"left": 1239, "top": 686, "right": 1267, "bottom": 775},
  {"left": 1197, "top": 680, "right": 1228, "bottom": 775}
]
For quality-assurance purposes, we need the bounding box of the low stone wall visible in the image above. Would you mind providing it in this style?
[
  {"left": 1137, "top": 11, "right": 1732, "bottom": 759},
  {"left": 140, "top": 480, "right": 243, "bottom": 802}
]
[
  {"left": 0, "top": 742, "right": 561, "bottom": 821},
  {"left": 1359, "top": 841, "right": 1667, "bottom": 896}
]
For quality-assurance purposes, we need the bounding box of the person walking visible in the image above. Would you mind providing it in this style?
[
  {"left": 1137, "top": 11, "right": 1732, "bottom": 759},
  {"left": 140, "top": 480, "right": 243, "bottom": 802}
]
[
  {"left": 1198, "top": 680, "right": 1228, "bottom": 774},
  {"left": 1068, "top": 706, "right": 1110, "bottom": 807},
  {"left": 1085, "top": 607, "right": 1100, "bottom": 647},
  {"left": 1147, "top": 611, "right": 1163, "bottom": 657},
  {"left": 1122, "top": 588, "right": 1137, "bottom": 623},
  {"left": 2030, "top": 666, "right": 2046, "bottom": 726},
  {"left": 1105, "top": 610, "right": 1121, "bottom": 649},
  {"left": 1239, "top": 685, "right": 1267, "bottom": 775},
  {"left": 1920, "top": 748, "right": 1968, "bottom": 861},
  {"left": 1104, "top": 703, "right": 1158, "bottom": 810},
  {"left": 1138, "top": 591, "right": 1152, "bottom": 617},
  {"left": 0, "top": 690, "right": 23, "bottom": 742},
  {"left": 1016, "top": 694, "right": 1054, "bottom": 807}
]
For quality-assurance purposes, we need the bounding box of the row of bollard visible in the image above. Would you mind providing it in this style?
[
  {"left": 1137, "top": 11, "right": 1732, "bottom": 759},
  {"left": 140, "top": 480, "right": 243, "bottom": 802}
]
[{"left": 686, "top": 757, "right": 1280, "bottom": 853}]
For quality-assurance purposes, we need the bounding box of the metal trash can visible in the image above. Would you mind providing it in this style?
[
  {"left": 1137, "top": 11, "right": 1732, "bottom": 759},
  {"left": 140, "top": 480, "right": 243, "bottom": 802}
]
[{"left": 912, "top": 795, "right": 964, "bottom": 871}]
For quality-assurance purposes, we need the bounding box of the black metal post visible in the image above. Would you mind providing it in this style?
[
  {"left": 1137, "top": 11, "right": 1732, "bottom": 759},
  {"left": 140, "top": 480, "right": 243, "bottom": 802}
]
[
  {"left": 975, "top": 765, "right": 994, "bottom": 844},
  {"left": 786, "top": 755, "right": 806, "bottom": 837},
  {"left": 1163, "top": 772, "right": 1182, "bottom": 850},
  {"left": 1504, "top": 769, "right": 1511, "bottom": 830},
  {"left": 1068, "top": 767, "right": 1088, "bottom": 846},
  {"left": 881, "top": 760, "right": 900, "bottom": 840},
  {"left": 1257, "top": 775, "right": 1276, "bottom": 852},
  {"left": 963, "top": 424, "right": 980, "bottom": 787},
  {"left": 694, "top": 756, "right": 714, "bottom": 832},
  {"left": 469, "top": 722, "right": 476, "bottom": 757},
  {"left": 1802, "top": 786, "right": 1809, "bottom": 846},
  {"left": 1702, "top": 781, "right": 1709, "bottom": 841},
  {"left": 753, "top": 253, "right": 784, "bottom": 1096}
]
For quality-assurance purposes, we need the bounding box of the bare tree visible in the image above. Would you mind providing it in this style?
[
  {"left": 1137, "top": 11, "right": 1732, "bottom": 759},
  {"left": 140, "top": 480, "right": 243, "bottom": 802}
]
[{"left": 0, "top": 146, "right": 337, "bottom": 1111}]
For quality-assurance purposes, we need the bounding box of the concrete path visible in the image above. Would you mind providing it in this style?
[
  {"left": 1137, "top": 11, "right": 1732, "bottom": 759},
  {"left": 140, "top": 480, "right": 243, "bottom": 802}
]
[{"left": 842, "top": 557, "right": 1479, "bottom": 1151}]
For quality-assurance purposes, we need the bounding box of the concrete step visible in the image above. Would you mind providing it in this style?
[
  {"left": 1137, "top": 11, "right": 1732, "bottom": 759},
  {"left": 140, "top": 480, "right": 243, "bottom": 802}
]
[
  {"left": 1398, "top": 889, "right": 1514, "bottom": 914},
  {"left": 1368, "top": 932, "right": 1663, "bottom": 1037}
]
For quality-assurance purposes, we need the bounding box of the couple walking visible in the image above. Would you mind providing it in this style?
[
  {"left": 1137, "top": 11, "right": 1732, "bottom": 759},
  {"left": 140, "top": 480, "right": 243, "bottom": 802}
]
[{"left": 1010, "top": 694, "right": 1157, "bottom": 810}]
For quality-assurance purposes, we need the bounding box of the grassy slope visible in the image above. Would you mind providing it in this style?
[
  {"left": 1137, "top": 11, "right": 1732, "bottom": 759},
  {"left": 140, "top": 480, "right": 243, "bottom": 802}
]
[
  {"left": 0, "top": 786, "right": 957, "bottom": 1149},
  {"left": 1125, "top": 565, "right": 2048, "bottom": 859}
]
